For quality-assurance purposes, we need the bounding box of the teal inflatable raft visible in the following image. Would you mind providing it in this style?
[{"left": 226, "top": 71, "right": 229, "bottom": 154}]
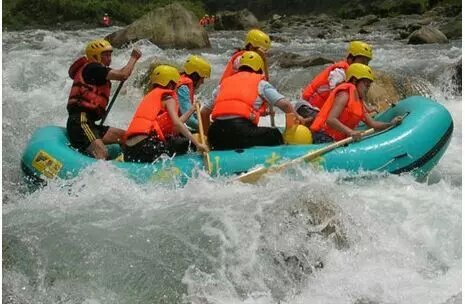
[{"left": 21, "top": 96, "right": 453, "bottom": 184}]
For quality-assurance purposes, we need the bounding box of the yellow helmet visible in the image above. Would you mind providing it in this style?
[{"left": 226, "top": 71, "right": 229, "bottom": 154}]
[
  {"left": 283, "top": 125, "right": 313, "bottom": 145},
  {"left": 239, "top": 51, "right": 264, "bottom": 72},
  {"left": 85, "top": 39, "right": 113, "bottom": 63},
  {"left": 245, "top": 29, "right": 271, "bottom": 51},
  {"left": 345, "top": 63, "right": 374, "bottom": 82},
  {"left": 150, "top": 65, "right": 181, "bottom": 86},
  {"left": 347, "top": 41, "right": 373, "bottom": 60},
  {"left": 184, "top": 55, "right": 211, "bottom": 78}
]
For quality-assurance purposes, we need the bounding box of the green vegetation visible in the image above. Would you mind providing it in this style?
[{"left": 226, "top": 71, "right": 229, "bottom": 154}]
[{"left": 3, "top": 0, "right": 461, "bottom": 30}]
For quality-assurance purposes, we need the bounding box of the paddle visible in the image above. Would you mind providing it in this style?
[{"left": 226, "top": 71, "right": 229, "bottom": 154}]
[
  {"left": 235, "top": 128, "right": 375, "bottom": 184},
  {"left": 195, "top": 102, "right": 212, "bottom": 174},
  {"left": 100, "top": 81, "right": 125, "bottom": 126}
]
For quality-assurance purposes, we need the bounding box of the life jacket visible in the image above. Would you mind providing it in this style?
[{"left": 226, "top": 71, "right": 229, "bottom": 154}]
[
  {"left": 212, "top": 71, "right": 266, "bottom": 125},
  {"left": 177, "top": 74, "right": 195, "bottom": 104},
  {"left": 125, "top": 88, "right": 179, "bottom": 142},
  {"left": 310, "top": 82, "right": 366, "bottom": 141},
  {"left": 67, "top": 56, "right": 111, "bottom": 120},
  {"left": 301, "top": 60, "right": 349, "bottom": 109},
  {"left": 219, "top": 50, "right": 245, "bottom": 83}
]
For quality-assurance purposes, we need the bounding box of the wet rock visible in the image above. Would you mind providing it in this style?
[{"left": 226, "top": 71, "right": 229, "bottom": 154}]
[
  {"left": 272, "top": 52, "right": 334, "bottom": 68},
  {"left": 105, "top": 3, "right": 210, "bottom": 49},
  {"left": 214, "top": 9, "right": 259, "bottom": 30},
  {"left": 408, "top": 25, "right": 448, "bottom": 44}
]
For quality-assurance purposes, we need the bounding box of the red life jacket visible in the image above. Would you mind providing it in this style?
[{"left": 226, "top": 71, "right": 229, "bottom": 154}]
[
  {"left": 67, "top": 56, "right": 111, "bottom": 120},
  {"left": 177, "top": 74, "right": 195, "bottom": 104},
  {"left": 310, "top": 82, "right": 366, "bottom": 141},
  {"left": 301, "top": 60, "right": 349, "bottom": 109},
  {"left": 219, "top": 50, "right": 245, "bottom": 83},
  {"left": 125, "top": 88, "right": 179, "bottom": 142},
  {"left": 212, "top": 71, "right": 266, "bottom": 125}
]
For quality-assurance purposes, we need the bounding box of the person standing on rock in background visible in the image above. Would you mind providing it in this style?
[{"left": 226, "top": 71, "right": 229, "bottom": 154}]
[
  {"left": 177, "top": 55, "right": 212, "bottom": 132},
  {"left": 205, "top": 51, "right": 305, "bottom": 150},
  {"left": 66, "top": 39, "right": 142, "bottom": 159},
  {"left": 123, "top": 65, "right": 209, "bottom": 163},
  {"left": 102, "top": 13, "right": 111, "bottom": 27},
  {"left": 310, "top": 63, "right": 402, "bottom": 144},
  {"left": 219, "top": 29, "right": 271, "bottom": 83},
  {"left": 296, "top": 41, "right": 373, "bottom": 125}
]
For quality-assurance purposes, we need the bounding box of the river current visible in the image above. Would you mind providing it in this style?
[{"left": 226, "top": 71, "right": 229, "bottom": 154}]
[{"left": 2, "top": 26, "right": 462, "bottom": 303}]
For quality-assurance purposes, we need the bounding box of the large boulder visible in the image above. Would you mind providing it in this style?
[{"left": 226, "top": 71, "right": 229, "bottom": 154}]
[
  {"left": 214, "top": 9, "right": 259, "bottom": 30},
  {"left": 105, "top": 3, "right": 210, "bottom": 49},
  {"left": 407, "top": 25, "right": 448, "bottom": 44}
]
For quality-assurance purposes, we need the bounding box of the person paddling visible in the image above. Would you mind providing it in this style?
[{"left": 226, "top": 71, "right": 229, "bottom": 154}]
[
  {"left": 177, "top": 55, "right": 212, "bottom": 132},
  {"left": 123, "top": 65, "right": 209, "bottom": 163},
  {"left": 204, "top": 51, "right": 305, "bottom": 150},
  {"left": 297, "top": 41, "right": 373, "bottom": 124},
  {"left": 310, "top": 63, "right": 402, "bottom": 143},
  {"left": 219, "top": 29, "right": 271, "bottom": 83},
  {"left": 66, "top": 39, "right": 141, "bottom": 159}
]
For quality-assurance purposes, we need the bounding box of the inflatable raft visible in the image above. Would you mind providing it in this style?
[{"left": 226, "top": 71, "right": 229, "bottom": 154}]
[{"left": 21, "top": 96, "right": 453, "bottom": 185}]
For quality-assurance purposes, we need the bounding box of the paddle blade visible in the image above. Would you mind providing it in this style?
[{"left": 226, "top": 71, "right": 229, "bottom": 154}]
[{"left": 235, "top": 166, "right": 269, "bottom": 184}]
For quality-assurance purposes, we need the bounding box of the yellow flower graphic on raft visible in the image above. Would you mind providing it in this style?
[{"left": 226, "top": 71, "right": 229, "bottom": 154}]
[
  {"left": 265, "top": 152, "right": 281, "bottom": 167},
  {"left": 150, "top": 166, "right": 182, "bottom": 182}
]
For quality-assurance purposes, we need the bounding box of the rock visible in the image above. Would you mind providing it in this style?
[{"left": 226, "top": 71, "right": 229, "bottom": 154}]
[
  {"left": 366, "top": 70, "right": 402, "bottom": 111},
  {"left": 105, "top": 3, "right": 210, "bottom": 49},
  {"left": 408, "top": 25, "right": 448, "bottom": 44},
  {"left": 214, "top": 9, "right": 259, "bottom": 30},
  {"left": 273, "top": 52, "right": 334, "bottom": 68},
  {"left": 439, "top": 16, "right": 462, "bottom": 39}
]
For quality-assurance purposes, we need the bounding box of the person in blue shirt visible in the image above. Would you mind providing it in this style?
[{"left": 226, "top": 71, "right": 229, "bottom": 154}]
[{"left": 177, "top": 55, "right": 212, "bottom": 132}]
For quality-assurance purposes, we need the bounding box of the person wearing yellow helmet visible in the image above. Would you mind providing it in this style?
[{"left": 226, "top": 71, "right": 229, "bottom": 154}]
[
  {"left": 310, "top": 63, "right": 402, "bottom": 143},
  {"left": 66, "top": 39, "right": 142, "bottom": 160},
  {"left": 123, "top": 65, "right": 209, "bottom": 163},
  {"left": 219, "top": 28, "right": 271, "bottom": 83},
  {"left": 298, "top": 41, "right": 374, "bottom": 125},
  {"left": 201, "top": 51, "right": 305, "bottom": 150},
  {"left": 177, "top": 55, "right": 212, "bottom": 131}
]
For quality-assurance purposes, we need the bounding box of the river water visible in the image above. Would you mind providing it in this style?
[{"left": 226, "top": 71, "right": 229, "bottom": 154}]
[{"left": 2, "top": 26, "right": 462, "bottom": 304}]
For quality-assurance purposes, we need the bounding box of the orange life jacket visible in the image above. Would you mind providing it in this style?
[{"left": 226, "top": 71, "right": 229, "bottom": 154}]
[
  {"left": 67, "top": 56, "right": 111, "bottom": 120},
  {"left": 219, "top": 50, "right": 245, "bottom": 83},
  {"left": 177, "top": 74, "right": 195, "bottom": 104},
  {"left": 310, "top": 82, "right": 366, "bottom": 141},
  {"left": 125, "top": 88, "right": 179, "bottom": 142},
  {"left": 301, "top": 60, "right": 349, "bottom": 109},
  {"left": 212, "top": 71, "right": 266, "bottom": 125}
]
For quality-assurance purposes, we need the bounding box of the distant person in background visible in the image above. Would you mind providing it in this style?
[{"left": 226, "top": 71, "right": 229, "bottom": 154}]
[
  {"left": 204, "top": 51, "right": 305, "bottom": 150},
  {"left": 310, "top": 63, "right": 402, "bottom": 144},
  {"left": 219, "top": 29, "right": 271, "bottom": 83},
  {"left": 123, "top": 65, "right": 209, "bottom": 163},
  {"left": 66, "top": 39, "right": 141, "bottom": 159},
  {"left": 102, "top": 13, "right": 111, "bottom": 27},
  {"left": 296, "top": 41, "right": 373, "bottom": 125},
  {"left": 177, "top": 55, "right": 212, "bottom": 131},
  {"left": 199, "top": 15, "right": 208, "bottom": 26}
]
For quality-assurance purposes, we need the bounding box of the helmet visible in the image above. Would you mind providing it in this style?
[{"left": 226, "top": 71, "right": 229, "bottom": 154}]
[
  {"left": 150, "top": 65, "right": 181, "bottom": 86},
  {"left": 85, "top": 39, "right": 113, "bottom": 63},
  {"left": 345, "top": 63, "right": 374, "bottom": 82},
  {"left": 239, "top": 51, "right": 264, "bottom": 72},
  {"left": 283, "top": 125, "right": 313, "bottom": 145},
  {"left": 347, "top": 41, "right": 373, "bottom": 60},
  {"left": 184, "top": 55, "right": 211, "bottom": 78},
  {"left": 245, "top": 29, "right": 271, "bottom": 51}
]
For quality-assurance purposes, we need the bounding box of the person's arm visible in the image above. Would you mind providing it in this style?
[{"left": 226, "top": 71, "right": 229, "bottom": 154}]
[
  {"left": 164, "top": 97, "right": 209, "bottom": 152},
  {"left": 177, "top": 85, "right": 198, "bottom": 128},
  {"left": 328, "top": 68, "right": 346, "bottom": 89},
  {"left": 260, "top": 81, "right": 306, "bottom": 124},
  {"left": 107, "top": 49, "right": 142, "bottom": 81},
  {"left": 199, "top": 87, "right": 218, "bottom": 135},
  {"left": 364, "top": 112, "right": 403, "bottom": 131}
]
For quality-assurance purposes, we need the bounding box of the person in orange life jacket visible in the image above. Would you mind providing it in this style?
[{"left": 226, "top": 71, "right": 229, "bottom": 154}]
[
  {"left": 177, "top": 55, "right": 212, "bottom": 131},
  {"left": 204, "top": 51, "right": 306, "bottom": 150},
  {"left": 310, "top": 63, "right": 403, "bottom": 144},
  {"left": 297, "top": 41, "right": 374, "bottom": 124},
  {"left": 219, "top": 29, "right": 271, "bottom": 83},
  {"left": 123, "top": 65, "right": 209, "bottom": 163},
  {"left": 66, "top": 39, "right": 142, "bottom": 160},
  {"left": 102, "top": 13, "right": 111, "bottom": 27}
]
